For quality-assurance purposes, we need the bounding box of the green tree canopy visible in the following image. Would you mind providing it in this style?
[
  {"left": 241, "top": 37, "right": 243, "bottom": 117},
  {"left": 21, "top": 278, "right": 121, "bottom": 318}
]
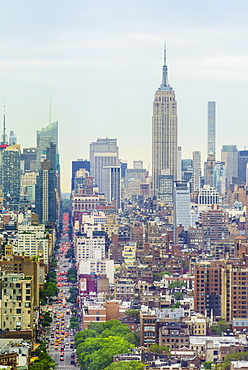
[
  {"left": 210, "top": 319, "right": 230, "bottom": 336},
  {"left": 148, "top": 344, "right": 170, "bottom": 354},
  {"left": 76, "top": 336, "right": 132, "bottom": 370},
  {"left": 124, "top": 309, "right": 140, "bottom": 320}
]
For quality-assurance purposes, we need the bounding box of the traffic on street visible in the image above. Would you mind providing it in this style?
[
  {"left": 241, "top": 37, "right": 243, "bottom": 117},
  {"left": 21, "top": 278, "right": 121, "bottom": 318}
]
[{"left": 46, "top": 213, "right": 80, "bottom": 369}]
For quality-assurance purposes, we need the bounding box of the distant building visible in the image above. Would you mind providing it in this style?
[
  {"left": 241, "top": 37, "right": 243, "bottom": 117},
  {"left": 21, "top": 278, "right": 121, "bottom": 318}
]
[
  {"left": 36, "top": 121, "right": 58, "bottom": 172},
  {"left": 192, "top": 151, "right": 201, "bottom": 192},
  {"left": 102, "top": 166, "right": 121, "bottom": 208},
  {"left": 90, "top": 138, "right": 119, "bottom": 182},
  {"left": 152, "top": 45, "right": 178, "bottom": 195},
  {"left": 35, "top": 160, "right": 56, "bottom": 225},
  {"left": 158, "top": 174, "right": 174, "bottom": 205},
  {"left": 221, "top": 145, "right": 238, "bottom": 186},
  {"left": 201, "top": 208, "right": 229, "bottom": 253},
  {"left": 211, "top": 162, "right": 226, "bottom": 194},
  {"left": 198, "top": 185, "right": 219, "bottom": 205},
  {"left": 71, "top": 159, "right": 90, "bottom": 191},
  {"left": 174, "top": 181, "right": 190, "bottom": 239},
  {"left": 21, "top": 147, "right": 37, "bottom": 172},
  {"left": 9, "top": 130, "right": 17, "bottom": 146},
  {"left": 238, "top": 150, "right": 248, "bottom": 185},
  {"left": 2, "top": 145, "right": 21, "bottom": 211},
  {"left": 208, "top": 101, "right": 216, "bottom": 156}
]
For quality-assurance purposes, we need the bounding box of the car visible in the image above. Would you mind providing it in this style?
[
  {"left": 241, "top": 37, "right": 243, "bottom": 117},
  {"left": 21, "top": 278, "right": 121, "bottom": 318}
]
[
  {"left": 60, "top": 356, "right": 64, "bottom": 361},
  {"left": 71, "top": 359, "right": 75, "bottom": 364}
]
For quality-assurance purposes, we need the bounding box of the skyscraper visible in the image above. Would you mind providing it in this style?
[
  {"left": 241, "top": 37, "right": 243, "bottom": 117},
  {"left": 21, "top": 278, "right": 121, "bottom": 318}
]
[
  {"left": 71, "top": 159, "right": 90, "bottom": 191},
  {"left": 221, "top": 145, "right": 238, "bottom": 186},
  {"left": 102, "top": 166, "right": 121, "bottom": 208},
  {"left": 2, "top": 145, "right": 21, "bottom": 211},
  {"left": 90, "top": 138, "right": 118, "bottom": 178},
  {"left": 192, "top": 151, "right": 201, "bottom": 192},
  {"left": 35, "top": 160, "right": 56, "bottom": 225},
  {"left": 208, "top": 101, "right": 216, "bottom": 155},
  {"left": 152, "top": 45, "right": 178, "bottom": 195},
  {"left": 89, "top": 138, "right": 119, "bottom": 192},
  {"left": 238, "top": 150, "right": 248, "bottom": 185},
  {"left": 174, "top": 181, "right": 190, "bottom": 243},
  {"left": 36, "top": 121, "right": 58, "bottom": 172}
]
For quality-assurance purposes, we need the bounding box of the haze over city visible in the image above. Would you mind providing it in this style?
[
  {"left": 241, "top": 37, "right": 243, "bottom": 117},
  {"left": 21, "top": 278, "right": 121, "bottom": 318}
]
[{"left": 1, "top": 0, "right": 248, "bottom": 192}]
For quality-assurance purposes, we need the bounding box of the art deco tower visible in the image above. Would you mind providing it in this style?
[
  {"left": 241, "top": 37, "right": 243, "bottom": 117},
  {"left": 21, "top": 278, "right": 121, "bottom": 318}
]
[{"left": 152, "top": 45, "right": 178, "bottom": 196}]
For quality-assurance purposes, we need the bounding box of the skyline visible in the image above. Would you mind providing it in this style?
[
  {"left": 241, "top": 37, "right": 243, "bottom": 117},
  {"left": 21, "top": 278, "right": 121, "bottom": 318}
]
[{"left": 1, "top": 1, "right": 248, "bottom": 192}]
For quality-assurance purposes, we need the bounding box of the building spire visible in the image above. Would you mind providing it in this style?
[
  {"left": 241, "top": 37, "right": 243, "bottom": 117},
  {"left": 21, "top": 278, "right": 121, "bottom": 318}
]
[{"left": 161, "top": 42, "right": 168, "bottom": 87}]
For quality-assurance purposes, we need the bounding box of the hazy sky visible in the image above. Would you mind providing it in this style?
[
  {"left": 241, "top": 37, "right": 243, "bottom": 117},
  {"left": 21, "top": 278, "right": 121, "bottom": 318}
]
[{"left": 1, "top": 0, "right": 248, "bottom": 192}]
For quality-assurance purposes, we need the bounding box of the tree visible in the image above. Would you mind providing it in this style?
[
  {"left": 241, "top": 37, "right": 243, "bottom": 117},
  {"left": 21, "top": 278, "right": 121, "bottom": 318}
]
[
  {"left": 210, "top": 319, "right": 230, "bottom": 336},
  {"left": 76, "top": 336, "right": 132, "bottom": 370},
  {"left": 173, "top": 291, "right": 184, "bottom": 301},
  {"left": 29, "top": 341, "right": 56, "bottom": 369},
  {"left": 67, "top": 287, "right": 79, "bottom": 303},
  {"left": 203, "top": 362, "right": 212, "bottom": 369},
  {"left": 75, "top": 329, "right": 98, "bottom": 347},
  {"left": 149, "top": 344, "right": 170, "bottom": 354},
  {"left": 124, "top": 309, "right": 140, "bottom": 320},
  {"left": 67, "top": 267, "right": 77, "bottom": 283},
  {"left": 66, "top": 247, "right": 75, "bottom": 259},
  {"left": 103, "top": 360, "right": 144, "bottom": 370}
]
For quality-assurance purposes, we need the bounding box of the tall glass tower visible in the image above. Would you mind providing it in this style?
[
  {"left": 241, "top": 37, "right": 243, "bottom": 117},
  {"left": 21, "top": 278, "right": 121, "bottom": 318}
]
[
  {"left": 152, "top": 45, "right": 178, "bottom": 196},
  {"left": 208, "top": 101, "right": 216, "bottom": 155},
  {"left": 36, "top": 121, "right": 58, "bottom": 172}
]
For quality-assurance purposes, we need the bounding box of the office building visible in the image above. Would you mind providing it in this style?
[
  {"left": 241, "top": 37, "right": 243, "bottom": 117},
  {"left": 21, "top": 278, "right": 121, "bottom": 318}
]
[
  {"left": 212, "top": 162, "right": 226, "bottom": 194},
  {"left": 9, "top": 130, "right": 17, "bottom": 146},
  {"left": 16, "top": 224, "right": 49, "bottom": 265},
  {"left": 174, "top": 181, "right": 190, "bottom": 239},
  {"left": 238, "top": 150, "right": 248, "bottom": 185},
  {"left": 21, "top": 148, "right": 37, "bottom": 172},
  {"left": 158, "top": 174, "right": 174, "bottom": 205},
  {"left": 75, "top": 225, "right": 106, "bottom": 263},
  {"left": 192, "top": 151, "right": 201, "bottom": 192},
  {"left": 102, "top": 166, "right": 121, "bottom": 208},
  {"left": 198, "top": 185, "right": 219, "bottom": 205},
  {"left": 204, "top": 153, "right": 216, "bottom": 186},
  {"left": 177, "top": 146, "right": 182, "bottom": 181},
  {"left": 181, "top": 159, "right": 193, "bottom": 183},
  {"left": 90, "top": 138, "right": 118, "bottom": 179},
  {"left": 36, "top": 121, "right": 58, "bottom": 172},
  {"left": 35, "top": 160, "right": 56, "bottom": 225},
  {"left": 208, "top": 101, "right": 216, "bottom": 155},
  {"left": 152, "top": 45, "right": 178, "bottom": 195},
  {"left": 93, "top": 152, "right": 119, "bottom": 193},
  {"left": 125, "top": 161, "right": 147, "bottom": 196},
  {"left": 221, "top": 145, "right": 238, "bottom": 186},
  {"left": 2, "top": 145, "right": 21, "bottom": 211},
  {"left": 71, "top": 159, "right": 90, "bottom": 191}
]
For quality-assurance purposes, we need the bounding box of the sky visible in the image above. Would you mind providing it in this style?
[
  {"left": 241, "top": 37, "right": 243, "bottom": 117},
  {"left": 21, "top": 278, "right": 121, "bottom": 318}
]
[{"left": 1, "top": 0, "right": 248, "bottom": 192}]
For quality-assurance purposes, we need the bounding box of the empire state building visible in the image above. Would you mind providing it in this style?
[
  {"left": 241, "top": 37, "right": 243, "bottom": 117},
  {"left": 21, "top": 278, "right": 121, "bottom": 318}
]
[{"left": 152, "top": 45, "right": 178, "bottom": 196}]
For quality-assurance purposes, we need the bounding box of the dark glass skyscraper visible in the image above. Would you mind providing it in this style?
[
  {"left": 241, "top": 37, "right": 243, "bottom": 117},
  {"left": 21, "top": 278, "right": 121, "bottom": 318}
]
[
  {"left": 71, "top": 159, "right": 90, "bottom": 191},
  {"left": 35, "top": 160, "right": 56, "bottom": 225},
  {"left": 238, "top": 150, "right": 248, "bottom": 185}
]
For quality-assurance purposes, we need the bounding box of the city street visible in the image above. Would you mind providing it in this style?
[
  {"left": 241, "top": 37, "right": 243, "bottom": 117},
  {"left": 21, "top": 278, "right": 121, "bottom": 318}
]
[{"left": 47, "top": 213, "right": 80, "bottom": 369}]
